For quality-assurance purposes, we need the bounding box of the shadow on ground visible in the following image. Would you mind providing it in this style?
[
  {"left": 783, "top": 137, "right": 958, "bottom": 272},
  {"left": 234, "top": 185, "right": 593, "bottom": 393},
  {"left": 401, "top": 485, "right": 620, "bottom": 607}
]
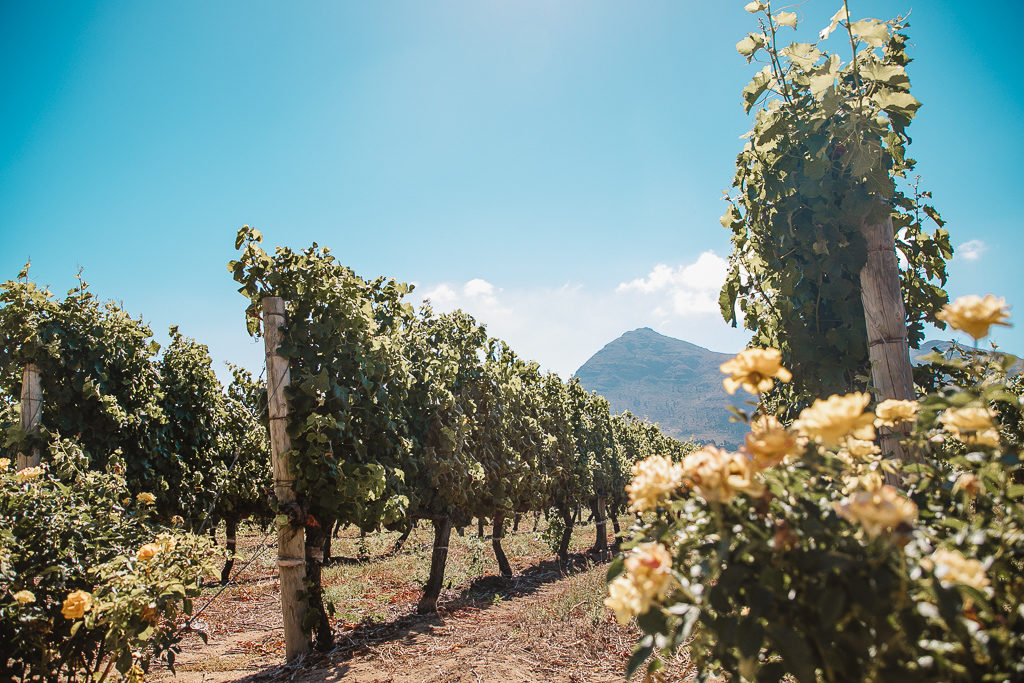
[{"left": 231, "top": 550, "right": 608, "bottom": 682}]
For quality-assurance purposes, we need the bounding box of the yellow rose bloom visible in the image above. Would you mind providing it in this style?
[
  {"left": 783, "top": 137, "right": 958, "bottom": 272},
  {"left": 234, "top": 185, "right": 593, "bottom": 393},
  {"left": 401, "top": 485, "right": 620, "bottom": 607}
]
[
  {"left": 834, "top": 485, "right": 917, "bottom": 537},
  {"left": 136, "top": 492, "right": 157, "bottom": 505},
  {"left": 136, "top": 543, "right": 160, "bottom": 562},
  {"left": 794, "top": 392, "right": 875, "bottom": 448},
  {"left": 841, "top": 470, "right": 884, "bottom": 493},
  {"left": 626, "top": 454, "right": 684, "bottom": 512},
  {"left": 682, "top": 446, "right": 764, "bottom": 503},
  {"left": 604, "top": 542, "right": 674, "bottom": 624},
  {"left": 744, "top": 415, "right": 800, "bottom": 467},
  {"left": 936, "top": 294, "right": 1010, "bottom": 341},
  {"left": 154, "top": 532, "right": 178, "bottom": 551},
  {"left": 719, "top": 348, "right": 792, "bottom": 395},
  {"left": 14, "top": 590, "right": 35, "bottom": 605},
  {"left": 952, "top": 472, "right": 981, "bottom": 498},
  {"left": 939, "top": 406, "right": 999, "bottom": 447},
  {"left": 0, "top": 458, "right": 10, "bottom": 470},
  {"left": 841, "top": 437, "right": 880, "bottom": 460},
  {"left": 605, "top": 575, "right": 644, "bottom": 625},
  {"left": 624, "top": 542, "right": 674, "bottom": 596},
  {"left": 929, "top": 548, "right": 989, "bottom": 591},
  {"left": 14, "top": 466, "right": 44, "bottom": 483},
  {"left": 874, "top": 399, "right": 919, "bottom": 428},
  {"left": 61, "top": 590, "right": 93, "bottom": 619}
]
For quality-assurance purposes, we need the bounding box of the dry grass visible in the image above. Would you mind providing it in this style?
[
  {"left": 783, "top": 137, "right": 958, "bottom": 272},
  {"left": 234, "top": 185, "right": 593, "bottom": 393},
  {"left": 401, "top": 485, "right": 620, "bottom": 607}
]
[{"left": 152, "top": 515, "right": 698, "bottom": 682}]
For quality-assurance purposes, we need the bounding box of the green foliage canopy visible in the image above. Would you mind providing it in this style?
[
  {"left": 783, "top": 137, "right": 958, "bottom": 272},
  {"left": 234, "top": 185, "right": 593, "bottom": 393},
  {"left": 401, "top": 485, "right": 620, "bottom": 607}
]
[{"left": 720, "top": 3, "right": 953, "bottom": 400}]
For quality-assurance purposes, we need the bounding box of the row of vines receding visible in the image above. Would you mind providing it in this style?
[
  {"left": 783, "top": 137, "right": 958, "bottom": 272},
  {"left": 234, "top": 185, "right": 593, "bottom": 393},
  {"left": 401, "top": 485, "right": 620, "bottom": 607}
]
[{"left": 228, "top": 226, "right": 691, "bottom": 650}]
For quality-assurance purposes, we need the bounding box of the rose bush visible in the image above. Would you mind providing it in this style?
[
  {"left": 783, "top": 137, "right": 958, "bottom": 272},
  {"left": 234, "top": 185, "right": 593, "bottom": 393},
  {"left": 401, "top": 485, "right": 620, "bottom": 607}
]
[
  {"left": 0, "top": 440, "right": 219, "bottom": 681},
  {"left": 610, "top": 299, "right": 1024, "bottom": 682}
]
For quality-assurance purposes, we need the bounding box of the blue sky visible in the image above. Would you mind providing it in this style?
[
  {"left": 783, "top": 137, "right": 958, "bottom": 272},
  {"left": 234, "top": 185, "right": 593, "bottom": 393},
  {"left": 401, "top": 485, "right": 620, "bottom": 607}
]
[{"left": 1, "top": 0, "right": 1021, "bottom": 379}]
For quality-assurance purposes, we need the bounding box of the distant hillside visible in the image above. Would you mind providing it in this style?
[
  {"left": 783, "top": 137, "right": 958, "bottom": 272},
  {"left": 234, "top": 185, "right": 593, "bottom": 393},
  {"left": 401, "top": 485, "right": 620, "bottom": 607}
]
[
  {"left": 573, "top": 333, "right": 1021, "bottom": 450},
  {"left": 574, "top": 328, "right": 748, "bottom": 448},
  {"left": 912, "top": 339, "right": 1022, "bottom": 375}
]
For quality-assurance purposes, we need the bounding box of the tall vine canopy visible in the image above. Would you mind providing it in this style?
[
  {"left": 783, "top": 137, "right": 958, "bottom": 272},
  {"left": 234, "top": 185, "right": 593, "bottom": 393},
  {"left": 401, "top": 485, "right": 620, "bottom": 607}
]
[
  {"left": 229, "top": 226, "right": 415, "bottom": 531},
  {"left": 719, "top": 2, "right": 953, "bottom": 400}
]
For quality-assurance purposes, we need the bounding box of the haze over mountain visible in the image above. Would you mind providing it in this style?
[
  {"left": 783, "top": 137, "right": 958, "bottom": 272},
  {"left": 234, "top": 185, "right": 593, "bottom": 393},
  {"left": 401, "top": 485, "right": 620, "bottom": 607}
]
[{"left": 574, "top": 327, "right": 748, "bottom": 448}]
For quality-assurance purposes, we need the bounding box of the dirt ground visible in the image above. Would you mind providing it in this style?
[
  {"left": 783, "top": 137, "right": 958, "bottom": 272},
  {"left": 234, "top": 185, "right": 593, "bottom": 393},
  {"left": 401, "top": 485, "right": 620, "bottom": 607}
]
[{"left": 150, "top": 520, "right": 698, "bottom": 683}]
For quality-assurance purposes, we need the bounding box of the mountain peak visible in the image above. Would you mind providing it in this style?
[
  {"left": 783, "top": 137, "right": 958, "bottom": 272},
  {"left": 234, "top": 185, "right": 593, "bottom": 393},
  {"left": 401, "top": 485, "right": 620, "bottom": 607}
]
[{"left": 575, "top": 329, "right": 746, "bottom": 448}]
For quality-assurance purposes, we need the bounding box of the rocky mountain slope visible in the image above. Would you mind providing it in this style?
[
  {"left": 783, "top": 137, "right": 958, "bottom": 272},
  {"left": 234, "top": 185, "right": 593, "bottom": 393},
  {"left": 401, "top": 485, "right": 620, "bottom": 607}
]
[{"left": 574, "top": 327, "right": 747, "bottom": 448}]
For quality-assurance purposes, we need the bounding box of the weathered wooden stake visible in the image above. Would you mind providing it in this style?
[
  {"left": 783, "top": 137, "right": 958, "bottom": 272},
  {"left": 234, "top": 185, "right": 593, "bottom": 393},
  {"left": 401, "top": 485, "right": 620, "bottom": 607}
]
[
  {"left": 859, "top": 213, "right": 916, "bottom": 468},
  {"left": 262, "top": 296, "right": 310, "bottom": 661},
  {"left": 17, "top": 363, "right": 42, "bottom": 470}
]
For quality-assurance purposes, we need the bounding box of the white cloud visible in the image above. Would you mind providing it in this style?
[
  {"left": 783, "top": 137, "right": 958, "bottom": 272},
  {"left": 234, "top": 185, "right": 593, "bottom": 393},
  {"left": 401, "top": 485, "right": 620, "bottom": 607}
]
[
  {"left": 421, "top": 283, "right": 457, "bottom": 306},
  {"left": 463, "top": 278, "right": 495, "bottom": 297},
  {"left": 616, "top": 251, "right": 727, "bottom": 315},
  {"left": 415, "top": 251, "right": 747, "bottom": 377},
  {"left": 958, "top": 239, "right": 987, "bottom": 262}
]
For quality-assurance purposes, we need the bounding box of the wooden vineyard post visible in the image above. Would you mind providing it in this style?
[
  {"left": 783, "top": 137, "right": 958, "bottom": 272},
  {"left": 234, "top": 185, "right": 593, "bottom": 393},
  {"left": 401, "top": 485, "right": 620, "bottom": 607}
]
[
  {"left": 262, "top": 296, "right": 310, "bottom": 661},
  {"left": 859, "top": 213, "right": 916, "bottom": 469},
  {"left": 17, "top": 363, "right": 42, "bottom": 470}
]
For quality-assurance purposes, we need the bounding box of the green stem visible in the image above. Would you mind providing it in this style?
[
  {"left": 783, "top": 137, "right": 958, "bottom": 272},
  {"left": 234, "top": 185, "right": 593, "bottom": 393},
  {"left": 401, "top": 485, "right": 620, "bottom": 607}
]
[
  {"left": 763, "top": 3, "right": 794, "bottom": 105},
  {"left": 95, "top": 656, "right": 116, "bottom": 683},
  {"left": 842, "top": 0, "right": 865, "bottom": 115}
]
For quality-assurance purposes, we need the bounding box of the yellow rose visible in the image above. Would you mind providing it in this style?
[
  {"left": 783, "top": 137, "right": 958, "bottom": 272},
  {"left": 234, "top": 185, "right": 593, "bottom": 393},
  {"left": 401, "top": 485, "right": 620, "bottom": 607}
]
[
  {"left": 929, "top": 548, "right": 989, "bottom": 591},
  {"left": 939, "top": 406, "right": 999, "bottom": 447},
  {"left": 952, "top": 472, "right": 981, "bottom": 498},
  {"left": 0, "top": 458, "right": 10, "bottom": 470},
  {"left": 605, "top": 575, "right": 644, "bottom": 625},
  {"left": 794, "top": 392, "right": 875, "bottom": 448},
  {"left": 14, "top": 466, "right": 44, "bottom": 483},
  {"left": 874, "top": 399, "right": 919, "bottom": 428},
  {"left": 682, "top": 446, "right": 764, "bottom": 503},
  {"left": 842, "top": 470, "right": 884, "bottom": 493},
  {"left": 136, "top": 543, "right": 160, "bottom": 562},
  {"left": 840, "top": 437, "right": 880, "bottom": 460},
  {"left": 61, "top": 590, "right": 92, "bottom": 619},
  {"left": 719, "top": 348, "right": 792, "bottom": 395},
  {"left": 626, "top": 455, "right": 684, "bottom": 512},
  {"left": 834, "top": 485, "right": 917, "bottom": 537},
  {"left": 936, "top": 294, "right": 1011, "bottom": 341},
  {"left": 154, "top": 532, "right": 177, "bottom": 551},
  {"left": 604, "top": 542, "right": 674, "bottom": 624},
  {"left": 14, "top": 590, "right": 35, "bottom": 605},
  {"left": 743, "top": 415, "right": 800, "bottom": 467},
  {"left": 136, "top": 492, "right": 157, "bottom": 505}
]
